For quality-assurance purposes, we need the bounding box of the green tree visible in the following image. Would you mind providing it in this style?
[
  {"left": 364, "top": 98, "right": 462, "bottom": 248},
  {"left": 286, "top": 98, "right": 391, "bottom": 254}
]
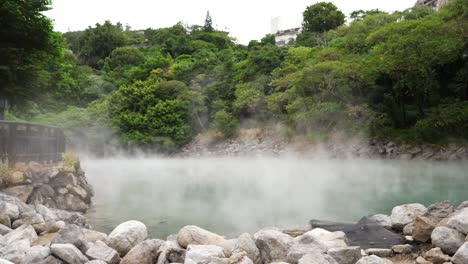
[
  {"left": 78, "top": 21, "right": 128, "bottom": 68},
  {"left": 204, "top": 11, "right": 214, "bottom": 32},
  {"left": 0, "top": 0, "right": 62, "bottom": 119},
  {"left": 302, "top": 2, "right": 345, "bottom": 33}
]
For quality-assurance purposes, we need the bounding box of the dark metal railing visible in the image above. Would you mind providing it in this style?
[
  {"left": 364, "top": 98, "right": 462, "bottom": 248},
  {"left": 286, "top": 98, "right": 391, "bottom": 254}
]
[{"left": 0, "top": 121, "right": 65, "bottom": 164}]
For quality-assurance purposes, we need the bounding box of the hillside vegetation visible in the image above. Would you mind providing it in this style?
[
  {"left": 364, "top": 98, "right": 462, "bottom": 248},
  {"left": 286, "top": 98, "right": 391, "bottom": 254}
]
[{"left": 2, "top": 0, "right": 467, "bottom": 153}]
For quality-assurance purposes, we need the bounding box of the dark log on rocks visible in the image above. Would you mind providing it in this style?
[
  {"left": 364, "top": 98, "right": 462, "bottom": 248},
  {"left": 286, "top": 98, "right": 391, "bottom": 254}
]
[{"left": 310, "top": 218, "right": 405, "bottom": 249}]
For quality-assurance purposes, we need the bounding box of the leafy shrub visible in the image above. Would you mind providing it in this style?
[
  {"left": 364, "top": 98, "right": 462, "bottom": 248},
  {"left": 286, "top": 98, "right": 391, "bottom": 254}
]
[{"left": 212, "top": 110, "right": 238, "bottom": 138}]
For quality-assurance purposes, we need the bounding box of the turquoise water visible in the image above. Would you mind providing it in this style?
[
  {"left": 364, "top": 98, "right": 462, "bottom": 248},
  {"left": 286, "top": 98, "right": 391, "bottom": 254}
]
[{"left": 82, "top": 157, "right": 468, "bottom": 239}]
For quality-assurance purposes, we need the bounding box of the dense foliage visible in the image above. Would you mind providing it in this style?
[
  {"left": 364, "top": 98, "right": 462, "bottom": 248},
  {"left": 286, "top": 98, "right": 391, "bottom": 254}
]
[{"left": 5, "top": 1, "right": 468, "bottom": 152}]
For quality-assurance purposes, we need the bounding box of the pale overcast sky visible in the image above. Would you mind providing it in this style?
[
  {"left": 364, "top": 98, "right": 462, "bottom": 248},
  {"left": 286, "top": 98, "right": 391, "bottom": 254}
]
[{"left": 46, "top": 0, "right": 414, "bottom": 44}]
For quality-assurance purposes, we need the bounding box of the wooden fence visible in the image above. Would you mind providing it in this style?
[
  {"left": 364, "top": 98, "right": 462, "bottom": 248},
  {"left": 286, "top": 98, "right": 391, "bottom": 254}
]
[{"left": 0, "top": 121, "right": 65, "bottom": 164}]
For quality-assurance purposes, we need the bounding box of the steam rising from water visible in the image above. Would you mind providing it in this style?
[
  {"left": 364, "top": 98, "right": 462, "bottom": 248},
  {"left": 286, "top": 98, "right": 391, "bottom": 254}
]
[{"left": 82, "top": 157, "right": 468, "bottom": 238}]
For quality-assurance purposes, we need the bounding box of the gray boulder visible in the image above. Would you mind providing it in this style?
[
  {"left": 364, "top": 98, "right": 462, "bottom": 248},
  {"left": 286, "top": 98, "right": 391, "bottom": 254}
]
[
  {"left": 0, "top": 239, "right": 31, "bottom": 263},
  {"left": 296, "top": 228, "right": 347, "bottom": 252},
  {"left": 0, "top": 215, "right": 11, "bottom": 228},
  {"left": 51, "top": 243, "right": 89, "bottom": 264},
  {"left": 297, "top": 252, "right": 337, "bottom": 264},
  {"left": 120, "top": 239, "right": 163, "bottom": 264},
  {"left": 0, "top": 224, "right": 12, "bottom": 236},
  {"left": 364, "top": 248, "right": 392, "bottom": 258},
  {"left": 431, "top": 226, "right": 465, "bottom": 255},
  {"left": 81, "top": 229, "right": 107, "bottom": 244},
  {"left": 22, "top": 245, "right": 51, "bottom": 264},
  {"left": 177, "top": 225, "right": 234, "bottom": 254},
  {"left": 391, "top": 244, "right": 413, "bottom": 254},
  {"left": 2, "top": 185, "right": 34, "bottom": 203},
  {"left": 51, "top": 224, "right": 88, "bottom": 253},
  {"left": 367, "top": 215, "right": 392, "bottom": 229},
  {"left": 106, "top": 220, "right": 147, "bottom": 257},
  {"left": 39, "top": 255, "right": 64, "bottom": 264},
  {"left": 4, "top": 224, "right": 37, "bottom": 244},
  {"left": 233, "top": 233, "right": 260, "bottom": 264},
  {"left": 184, "top": 244, "right": 226, "bottom": 264},
  {"left": 0, "top": 202, "right": 19, "bottom": 220},
  {"left": 85, "top": 240, "right": 120, "bottom": 264},
  {"left": 156, "top": 239, "right": 186, "bottom": 264},
  {"left": 253, "top": 228, "right": 295, "bottom": 263},
  {"left": 355, "top": 255, "right": 393, "bottom": 264},
  {"left": 327, "top": 246, "right": 361, "bottom": 264},
  {"left": 452, "top": 242, "right": 468, "bottom": 264},
  {"left": 84, "top": 261, "right": 107, "bottom": 264},
  {"left": 287, "top": 243, "right": 323, "bottom": 264},
  {"left": 12, "top": 212, "right": 47, "bottom": 234},
  {"left": 447, "top": 208, "right": 468, "bottom": 235},
  {"left": 0, "top": 259, "right": 14, "bottom": 264},
  {"left": 422, "top": 247, "right": 450, "bottom": 264},
  {"left": 390, "top": 203, "right": 427, "bottom": 229}
]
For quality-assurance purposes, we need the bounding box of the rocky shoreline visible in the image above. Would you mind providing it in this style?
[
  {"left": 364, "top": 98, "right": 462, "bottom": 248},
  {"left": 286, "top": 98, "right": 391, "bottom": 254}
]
[
  {"left": 180, "top": 129, "right": 467, "bottom": 161},
  {"left": 0, "top": 190, "right": 467, "bottom": 263}
]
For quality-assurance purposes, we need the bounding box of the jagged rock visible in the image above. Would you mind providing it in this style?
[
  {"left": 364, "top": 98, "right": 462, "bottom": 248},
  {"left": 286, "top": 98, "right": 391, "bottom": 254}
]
[
  {"left": 431, "top": 226, "right": 465, "bottom": 255},
  {"left": 120, "top": 239, "right": 163, "bottom": 264},
  {"left": 41, "top": 255, "right": 66, "bottom": 264},
  {"left": 253, "top": 228, "right": 295, "bottom": 263},
  {"left": 0, "top": 239, "right": 31, "bottom": 263},
  {"left": 22, "top": 245, "right": 51, "bottom": 263},
  {"left": 391, "top": 244, "right": 413, "bottom": 254},
  {"left": 0, "top": 201, "right": 19, "bottom": 220},
  {"left": 33, "top": 233, "right": 58, "bottom": 247},
  {"left": 390, "top": 203, "right": 427, "bottom": 229},
  {"left": 82, "top": 229, "right": 107, "bottom": 244},
  {"left": 156, "top": 239, "right": 186, "bottom": 264},
  {"left": 52, "top": 210, "right": 88, "bottom": 228},
  {"left": 456, "top": 201, "right": 468, "bottom": 210},
  {"left": 177, "top": 225, "right": 234, "bottom": 254},
  {"left": 413, "top": 216, "right": 436, "bottom": 242},
  {"left": 402, "top": 223, "right": 414, "bottom": 236},
  {"left": 296, "top": 228, "right": 347, "bottom": 252},
  {"left": 4, "top": 224, "right": 37, "bottom": 244},
  {"left": 106, "top": 220, "right": 148, "bottom": 257},
  {"left": 297, "top": 252, "right": 337, "bottom": 264},
  {"left": 37, "top": 185, "right": 56, "bottom": 198},
  {"left": 366, "top": 215, "right": 392, "bottom": 229},
  {"left": 51, "top": 224, "right": 88, "bottom": 253},
  {"left": 233, "top": 233, "right": 261, "bottom": 264},
  {"left": 0, "top": 215, "right": 11, "bottom": 228},
  {"left": 452, "top": 242, "right": 468, "bottom": 264},
  {"left": 36, "top": 204, "right": 58, "bottom": 223},
  {"left": 12, "top": 212, "right": 47, "bottom": 233},
  {"left": 50, "top": 173, "right": 77, "bottom": 188},
  {"left": 46, "top": 221, "right": 66, "bottom": 233},
  {"left": 446, "top": 208, "right": 468, "bottom": 235},
  {"left": 424, "top": 201, "right": 454, "bottom": 223},
  {"left": 0, "top": 224, "right": 11, "bottom": 235},
  {"left": 287, "top": 243, "right": 323, "bottom": 264},
  {"left": 364, "top": 248, "right": 392, "bottom": 258},
  {"left": 85, "top": 240, "right": 120, "bottom": 264},
  {"left": 327, "top": 246, "right": 361, "bottom": 264},
  {"left": 68, "top": 187, "right": 88, "bottom": 201},
  {"left": 51, "top": 243, "right": 89, "bottom": 264},
  {"left": 2, "top": 185, "right": 34, "bottom": 203},
  {"left": 422, "top": 248, "right": 451, "bottom": 264},
  {"left": 184, "top": 244, "right": 226, "bottom": 264},
  {"left": 416, "top": 256, "right": 431, "bottom": 264},
  {"left": 355, "top": 255, "right": 393, "bottom": 264}
]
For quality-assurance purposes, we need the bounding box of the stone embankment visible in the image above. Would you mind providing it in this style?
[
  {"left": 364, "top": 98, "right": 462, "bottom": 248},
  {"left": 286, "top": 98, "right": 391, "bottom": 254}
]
[
  {"left": 0, "top": 192, "right": 467, "bottom": 264},
  {"left": 0, "top": 161, "right": 93, "bottom": 213},
  {"left": 181, "top": 129, "right": 467, "bottom": 160}
]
